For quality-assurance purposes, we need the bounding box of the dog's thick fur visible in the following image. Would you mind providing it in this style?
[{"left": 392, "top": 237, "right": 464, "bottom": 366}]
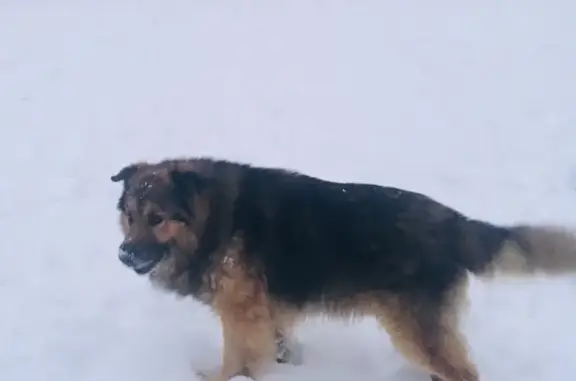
[{"left": 111, "top": 157, "right": 576, "bottom": 381}]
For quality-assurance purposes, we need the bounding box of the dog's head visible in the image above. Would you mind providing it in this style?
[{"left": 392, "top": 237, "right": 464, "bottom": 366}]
[{"left": 111, "top": 162, "right": 211, "bottom": 277}]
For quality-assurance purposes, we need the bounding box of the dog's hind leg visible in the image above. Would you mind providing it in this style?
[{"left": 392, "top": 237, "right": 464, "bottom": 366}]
[{"left": 377, "top": 279, "right": 479, "bottom": 381}]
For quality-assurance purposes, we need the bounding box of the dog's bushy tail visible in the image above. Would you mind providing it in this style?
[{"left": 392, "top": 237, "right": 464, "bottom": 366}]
[{"left": 471, "top": 223, "right": 576, "bottom": 277}]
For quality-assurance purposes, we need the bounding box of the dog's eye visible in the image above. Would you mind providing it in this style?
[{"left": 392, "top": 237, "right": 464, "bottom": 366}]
[
  {"left": 126, "top": 213, "right": 134, "bottom": 225},
  {"left": 147, "top": 213, "right": 164, "bottom": 227}
]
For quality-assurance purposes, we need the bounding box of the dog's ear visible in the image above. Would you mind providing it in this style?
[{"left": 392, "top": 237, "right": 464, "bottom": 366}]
[
  {"left": 170, "top": 169, "right": 208, "bottom": 197},
  {"left": 111, "top": 164, "right": 141, "bottom": 183}
]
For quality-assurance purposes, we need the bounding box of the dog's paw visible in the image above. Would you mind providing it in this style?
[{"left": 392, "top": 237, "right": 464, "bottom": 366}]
[{"left": 276, "top": 337, "right": 303, "bottom": 366}]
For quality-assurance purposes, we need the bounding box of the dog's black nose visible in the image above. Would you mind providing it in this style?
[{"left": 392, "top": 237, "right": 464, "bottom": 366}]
[
  {"left": 120, "top": 241, "right": 135, "bottom": 253},
  {"left": 118, "top": 247, "right": 136, "bottom": 267}
]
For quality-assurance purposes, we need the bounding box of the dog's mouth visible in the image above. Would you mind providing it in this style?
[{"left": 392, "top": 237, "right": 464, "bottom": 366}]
[
  {"left": 133, "top": 259, "right": 161, "bottom": 274},
  {"left": 118, "top": 249, "right": 165, "bottom": 275}
]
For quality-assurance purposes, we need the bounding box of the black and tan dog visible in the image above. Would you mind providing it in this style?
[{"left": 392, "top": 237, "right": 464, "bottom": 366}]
[{"left": 111, "top": 157, "right": 576, "bottom": 381}]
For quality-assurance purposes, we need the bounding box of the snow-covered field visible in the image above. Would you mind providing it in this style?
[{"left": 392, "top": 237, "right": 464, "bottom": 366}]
[{"left": 1, "top": 1, "right": 576, "bottom": 380}]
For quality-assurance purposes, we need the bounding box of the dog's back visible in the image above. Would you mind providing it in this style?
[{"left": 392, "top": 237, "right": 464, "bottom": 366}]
[{"left": 231, "top": 166, "right": 508, "bottom": 306}]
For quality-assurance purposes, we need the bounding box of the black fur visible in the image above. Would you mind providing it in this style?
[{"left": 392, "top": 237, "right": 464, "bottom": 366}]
[{"left": 186, "top": 160, "right": 510, "bottom": 307}]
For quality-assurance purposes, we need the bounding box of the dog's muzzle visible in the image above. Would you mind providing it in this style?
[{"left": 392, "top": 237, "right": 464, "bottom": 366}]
[{"left": 118, "top": 242, "right": 166, "bottom": 275}]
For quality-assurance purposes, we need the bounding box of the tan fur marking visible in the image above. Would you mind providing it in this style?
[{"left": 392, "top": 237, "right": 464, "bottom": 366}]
[
  {"left": 483, "top": 240, "right": 530, "bottom": 276},
  {"left": 206, "top": 237, "right": 276, "bottom": 381},
  {"left": 377, "top": 279, "right": 478, "bottom": 381},
  {"left": 152, "top": 220, "right": 183, "bottom": 243},
  {"left": 482, "top": 225, "right": 576, "bottom": 277},
  {"left": 147, "top": 192, "right": 211, "bottom": 251}
]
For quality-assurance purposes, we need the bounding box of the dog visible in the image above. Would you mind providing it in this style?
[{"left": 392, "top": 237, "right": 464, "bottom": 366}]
[{"left": 111, "top": 157, "right": 576, "bottom": 381}]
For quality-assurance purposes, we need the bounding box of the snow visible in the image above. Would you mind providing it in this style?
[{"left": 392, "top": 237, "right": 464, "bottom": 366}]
[{"left": 1, "top": 1, "right": 576, "bottom": 380}]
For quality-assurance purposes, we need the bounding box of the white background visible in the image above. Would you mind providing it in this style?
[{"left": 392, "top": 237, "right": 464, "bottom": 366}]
[{"left": 1, "top": 1, "right": 576, "bottom": 380}]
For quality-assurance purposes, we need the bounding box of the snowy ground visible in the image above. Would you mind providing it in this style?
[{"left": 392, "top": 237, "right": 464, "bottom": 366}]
[{"left": 2, "top": 1, "right": 576, "bottom": 380}]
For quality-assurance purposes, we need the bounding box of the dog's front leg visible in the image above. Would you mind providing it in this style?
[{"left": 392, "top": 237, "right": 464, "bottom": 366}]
[
  {"left": 199, "top": 300, "right": 276, "bottom": 381},
  {"left": 227, "top": 309, "right": 276, "bottom": 380},
  {"left": 200, "top": 240, "right": 276, "bottom": 381},
  {"left": 196, "top": 320, "right": 244, "bottom": 381}
]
